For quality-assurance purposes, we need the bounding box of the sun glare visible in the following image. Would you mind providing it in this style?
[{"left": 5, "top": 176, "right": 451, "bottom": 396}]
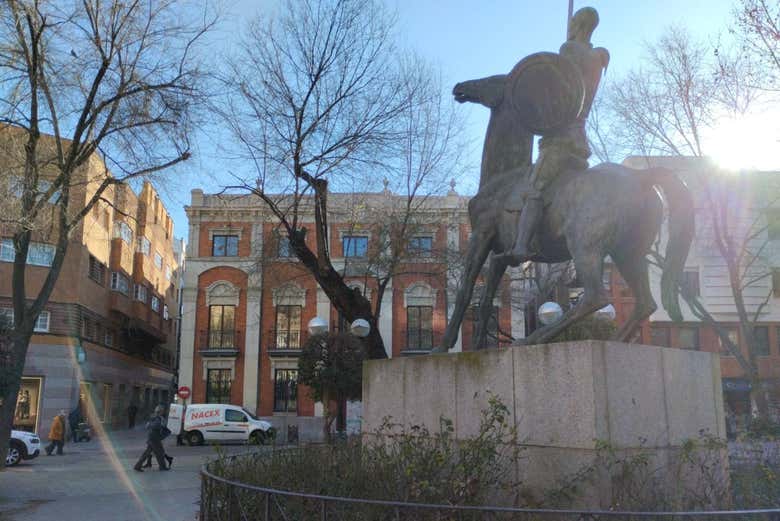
[{"left": 705, "top": 110, "right": 780, "bottom": 172}]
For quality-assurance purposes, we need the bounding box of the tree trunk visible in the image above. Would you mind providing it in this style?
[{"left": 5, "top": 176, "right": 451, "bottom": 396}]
[{"left": 0, "top": 330, "right": 35, "bottom": 470}]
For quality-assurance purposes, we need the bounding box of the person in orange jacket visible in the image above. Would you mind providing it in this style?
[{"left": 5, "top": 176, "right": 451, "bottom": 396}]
[{"left": 45, "top": 410, "right": 67, "bottom": 455}]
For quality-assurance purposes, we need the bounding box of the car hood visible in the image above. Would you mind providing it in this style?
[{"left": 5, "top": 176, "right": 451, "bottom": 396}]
[{"left": 251, "top": 419, "right": 273, "bottom": 431}]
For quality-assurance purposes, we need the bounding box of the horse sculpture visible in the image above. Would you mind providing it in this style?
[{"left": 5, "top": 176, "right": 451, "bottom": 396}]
[{"left": 435, "top": 75, "right": 695, "bottom": 352}]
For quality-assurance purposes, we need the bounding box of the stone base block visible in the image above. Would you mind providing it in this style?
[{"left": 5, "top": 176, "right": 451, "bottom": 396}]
[{"left": 362, "top": 341, "right": 727, "bottom": 507}]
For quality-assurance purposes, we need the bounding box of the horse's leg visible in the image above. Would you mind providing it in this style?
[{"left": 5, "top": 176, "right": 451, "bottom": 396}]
[
  {"left": 521, "top": 251, "right": 610, "bottom": 345},
  {"left": 473, "top": 254, "right": 509, "bottom": 350},
  {"left": 610, "top": 251, "right": 657, "bottom": 343},
  {"left": 435, "top": 233, "right": 493, "bottom": 353}
]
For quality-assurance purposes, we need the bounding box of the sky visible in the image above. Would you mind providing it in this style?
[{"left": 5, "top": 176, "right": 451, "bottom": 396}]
[{"left": 155, "top": 0, "right": 753, "bottom": 243}]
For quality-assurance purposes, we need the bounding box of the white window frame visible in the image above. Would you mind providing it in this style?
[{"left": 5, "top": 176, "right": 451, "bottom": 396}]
[
  {"left": 104, "top": 330, "right": 114, "bottom": 347},
  {"left": 154, "top": 251, "right": 163, "bottom": 269},
  {"left": 110, "top": 272, "right": 130, "bottom": 295},
  {"left": 151, "top": 295, "right": 161, "bottom": 312},
  {"left": 26, "top": 243, "right": 55, "bottom": 267},
  {"left": 137, "top": 236, "right": 151, "bottom": 256},
  {"left": 165, "top": 265, "right": 172, "bottom": 281},
  {"left": 113, "top": 221, "right": 133, "bottom": 244},
  {"left": 0, "top": 238, "right": 13, "bottom": 262},
  {"left": 163, "top": 304, "right": 170, "bottom": 320},
  {"left": 0, "top": 307, "right": 14, "bottom": 328},
  {"left": 33, "top": 311, "right": 50, "bottom": 332},
  {"left": 134, "top": 284, "right": 148, "bottom": 303}
]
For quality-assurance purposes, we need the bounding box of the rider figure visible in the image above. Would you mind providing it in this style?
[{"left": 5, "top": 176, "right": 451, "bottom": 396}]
[{"left": 502, "top": 7, "right": 609, "bottom": 265}]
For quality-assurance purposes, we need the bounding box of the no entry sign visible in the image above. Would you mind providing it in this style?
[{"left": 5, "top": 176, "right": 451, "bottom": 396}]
[{"left": 177, "top": 386, "right": 191, "bottom": 400}]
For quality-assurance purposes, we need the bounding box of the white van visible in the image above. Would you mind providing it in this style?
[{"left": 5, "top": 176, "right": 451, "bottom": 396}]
[{"left": 180, "top": 404, "right": 275, "bottom": 446}]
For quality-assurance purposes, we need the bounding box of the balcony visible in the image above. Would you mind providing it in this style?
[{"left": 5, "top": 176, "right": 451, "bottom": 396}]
[
  {"left": 198, "top": 329, "right": 241, "bottom": 357},
  {"left": 267, "top": 329, "right": 304, "bottom": 357}
]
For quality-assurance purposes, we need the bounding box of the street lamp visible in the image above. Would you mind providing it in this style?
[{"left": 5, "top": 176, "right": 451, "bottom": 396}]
[
  {"left": 350, "top": 319, "right": 370, "bottom": 338},
  {"left": 538, "top": 301, "right": 564, "bottom": 326},
  {"left": 595, "top": 304, "right": 616, "bottom": 321},
  {"left": 307, "top": 317, "right": 329, "bottom": 336}
]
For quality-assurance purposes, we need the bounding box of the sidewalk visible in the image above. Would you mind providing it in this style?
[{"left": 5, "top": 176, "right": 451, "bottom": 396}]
[{"left": 0, "top": 431, "right": 264, "bottom": 521}]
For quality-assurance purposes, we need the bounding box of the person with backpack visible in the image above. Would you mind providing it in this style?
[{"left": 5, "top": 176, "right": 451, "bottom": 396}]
[{"left": 133, "top": 405, "right": 172, "bottom": 472}]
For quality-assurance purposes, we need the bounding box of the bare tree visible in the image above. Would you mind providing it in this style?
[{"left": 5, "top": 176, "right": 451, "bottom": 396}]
[
  {"left": 0, "top": 0, "right": 214, "bottom": 465},
  {"left": 598, "top": 26, "right": 776, "bottom": 418},
  {"left": 218, "top": 0, "right": 466, "bottom": 359},
  {"left": 731, "top": 0, "right": 780, "bottom": 90}
]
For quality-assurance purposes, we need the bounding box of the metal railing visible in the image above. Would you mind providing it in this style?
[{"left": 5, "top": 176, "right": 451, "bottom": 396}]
[
  {"left": 268, "top": 329, "right": 302, "bottom": 350},
  {"left": 200, "top": 329, "right": 240, "bottom": 350},
  {"left": 200, "top": 452, "right": 780, "bottom": 521}
]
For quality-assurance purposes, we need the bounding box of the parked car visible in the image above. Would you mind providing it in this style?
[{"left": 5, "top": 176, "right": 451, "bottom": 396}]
[
  {"left": 6, "top": 430, "right": 41, "bottom": 467},
  {"left": 181, "top": 404, "right": 275, "bottom": 446}
]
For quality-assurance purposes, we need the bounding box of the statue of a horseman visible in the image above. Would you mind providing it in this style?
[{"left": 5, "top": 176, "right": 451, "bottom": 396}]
[{"left": 437, "top": 7, "right": 694, "bottom": 352}]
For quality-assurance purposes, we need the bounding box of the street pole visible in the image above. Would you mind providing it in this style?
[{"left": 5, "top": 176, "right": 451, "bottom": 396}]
[{"left": 567, "top": 0, "right": 574, "bottom": 37}]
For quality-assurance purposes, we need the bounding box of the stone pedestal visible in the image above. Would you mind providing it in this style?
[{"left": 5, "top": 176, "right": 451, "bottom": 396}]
[{"left": 362, "top": 341, "right": 727, "bottom": 507}]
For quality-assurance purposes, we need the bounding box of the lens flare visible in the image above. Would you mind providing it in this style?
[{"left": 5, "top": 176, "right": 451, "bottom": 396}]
[{"left": 705, "top": 110, "right": 780, "bottom": 172}]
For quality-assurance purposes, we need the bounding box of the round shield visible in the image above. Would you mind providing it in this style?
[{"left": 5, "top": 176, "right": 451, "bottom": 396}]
[{"left": 505, "top": 52, "right": 586, "bottom": 135}]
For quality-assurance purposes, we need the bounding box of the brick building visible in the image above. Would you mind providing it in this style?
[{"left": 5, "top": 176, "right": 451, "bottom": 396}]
[
  {"left": 2, "top": 142, "right": 181, "bottom": 436},
  {"left": 605, "top": 157, "right": 780, "bottom": 426},
  {"left": 178, "top": 187, "right": 522, "bottom": 436}
]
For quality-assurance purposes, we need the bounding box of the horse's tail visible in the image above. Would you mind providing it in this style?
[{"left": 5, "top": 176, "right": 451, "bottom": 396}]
[{"left": 645, "top": 168, "right": 695, "bottom": 322}]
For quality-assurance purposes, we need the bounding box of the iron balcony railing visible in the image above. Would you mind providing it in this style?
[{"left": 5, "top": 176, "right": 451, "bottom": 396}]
[
  {"left": 268, "top": 329, "right": 303, "bottom": 351},
  {"left": 199, "top": 329, "right": 240, "bottom": 350},
  {"left": 200, "top": 451, "right": 780, "bottom": 521}
]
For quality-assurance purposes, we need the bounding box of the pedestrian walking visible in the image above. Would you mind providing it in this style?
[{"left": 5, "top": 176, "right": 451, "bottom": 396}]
[
  {"left": 45, "top": 410, "right": 66, "bottom": 455},
  {"left": 68, "top": 402, "right": 82, "bottom": 443},
  {"left": 127, "top": 402, "right": 138, "bottom": 428},
  {"left": 133, "top": 405, "right": 172, "bottom": 472}
]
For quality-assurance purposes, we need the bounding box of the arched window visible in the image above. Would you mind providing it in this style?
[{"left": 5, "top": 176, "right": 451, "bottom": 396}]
[{"left": 404, "top": 283, "right": 436, "bottom": 351}]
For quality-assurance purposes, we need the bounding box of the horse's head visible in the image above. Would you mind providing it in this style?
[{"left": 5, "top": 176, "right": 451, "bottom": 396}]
[{"left": 452, "top": 74, "right": 506, "bottom": 109}]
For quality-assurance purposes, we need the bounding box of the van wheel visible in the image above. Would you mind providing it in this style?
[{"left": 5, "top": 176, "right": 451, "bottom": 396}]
[
  {"left": 187, "top": 431, "right": 204, "bottom": 446},
  {"left": 248, "top": 431, "right": 265, "bottom": 445}
]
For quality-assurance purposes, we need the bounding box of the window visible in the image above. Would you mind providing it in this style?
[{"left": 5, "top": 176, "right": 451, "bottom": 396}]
[
  {"left": 153, "top": 252, "right": 163, "bottom": 270},
  {"left": 275, "top": 305, "right": 302, "bottom": 349},
  {"left": 134, "top": 284, "right": 148, "bottom": 303},
  {"left": 719, "top": 328, "right": 739, "bottom": 356},
  {"left": 225, "top": 409, "right": 247, "bottom": 422},
  {"left": 165, "top": 265, "right": 172, "bottom": 281},
  {"left": 104, "top": 330, "right": 114, "bottom": 347},
  {"left": 678, "top": 327, "right": 699, "bottom": 350},
  {"left": 342, "top": 236, "right": 368, "bottom": 258},
  {"left": 33, "top": 311, "right": 50, "bottom": 333},
  {"left": 163, "top": 305, "right": 170, "bottom": 320},
  {"left": 88, "top": 255, "right": 105, "bottom": 285},
  {"left": 13, "top": 377, "right": 42, "bottom": 432},
  {"left": 277, "top": 236, "right": 292, "bottom": 258},
  {"left": 212, "top": 235, "right": 239, "bottom": 257},
  {"left": 110, "top": 272, "right": 130, "bottom": 295},
  {"left": 407, "top": 305, "right": 433, "bottom": 350},
  {"left": 650, "top": 326, "right": 670, "bottom": 347},
  {"left": 136, "top": 236, "right": 151, "bottom": 256},
  {"left": 471, "top": 305, "right": 499, "bottom": 349},
  {"left": 409, "top": 236, "right": 433, "bottom": 257},
  {"left": 753, "top": 326, "right": 770, "bottom": 356},
  {"left": 274, "top": 369, "right": 298, "bottom": 413},
  {"left": 0, "top": 308, "right": 13, "bottom": 328},
  {"left": 151, "top": 296, "right": 161, "bottom": 312},
  {"left": 208, "top": 305, "right": 236, "bottom": 348},
  {"left": 27, "top": 243, "right": 55, "bottom": 267},
  {"left": 681, "top": 269, "right": 700, "bottom": 297},
  {"left": 82, "top": 317, "right": 95, "bottom": 340},
  {"left": 206, "top": 369, "right": 232, "bottom": 404},
  {"left": 113, "top": 221, "right": 133, "bottom": 244},
  {"left": 0, "top": 239, "right": 13, "bottom": 262}
]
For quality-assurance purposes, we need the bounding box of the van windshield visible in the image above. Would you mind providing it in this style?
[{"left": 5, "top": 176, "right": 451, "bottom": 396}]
[{"left": 242, "top": 407, "right": 259, "bottom": 420}]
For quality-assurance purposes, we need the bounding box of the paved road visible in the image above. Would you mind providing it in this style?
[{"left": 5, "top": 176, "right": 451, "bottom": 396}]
[{"left": 0, "top": 429, "right": 268, "bottom": 521}]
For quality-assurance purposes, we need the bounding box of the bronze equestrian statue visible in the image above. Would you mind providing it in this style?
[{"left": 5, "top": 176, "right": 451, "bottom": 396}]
[{"left": 436, "top": 7, "right": 694, "bottom": 352}]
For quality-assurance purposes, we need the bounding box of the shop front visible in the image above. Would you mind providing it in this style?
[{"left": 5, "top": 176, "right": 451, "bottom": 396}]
[{"left": 13, "top": 377, "right": 43, "bottom": 433}]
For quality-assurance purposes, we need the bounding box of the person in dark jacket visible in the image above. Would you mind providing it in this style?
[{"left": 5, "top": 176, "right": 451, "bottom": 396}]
[
  {"left": 68, "top": 403, "right": 82, "bottom": 443},
  {"left": 133, "top": 405, "right": 172, "bottom": 472}
]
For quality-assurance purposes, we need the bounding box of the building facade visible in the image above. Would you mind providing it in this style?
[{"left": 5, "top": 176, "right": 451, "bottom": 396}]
[
  {"left": 2, "top": 146, "right": 181, "bottom": 436},
  {"left": 606, "top": 157, "right": 780, "bottom": 427},
  {"left": 178, "top": 188, "right": 522, "bottom": 437}
]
